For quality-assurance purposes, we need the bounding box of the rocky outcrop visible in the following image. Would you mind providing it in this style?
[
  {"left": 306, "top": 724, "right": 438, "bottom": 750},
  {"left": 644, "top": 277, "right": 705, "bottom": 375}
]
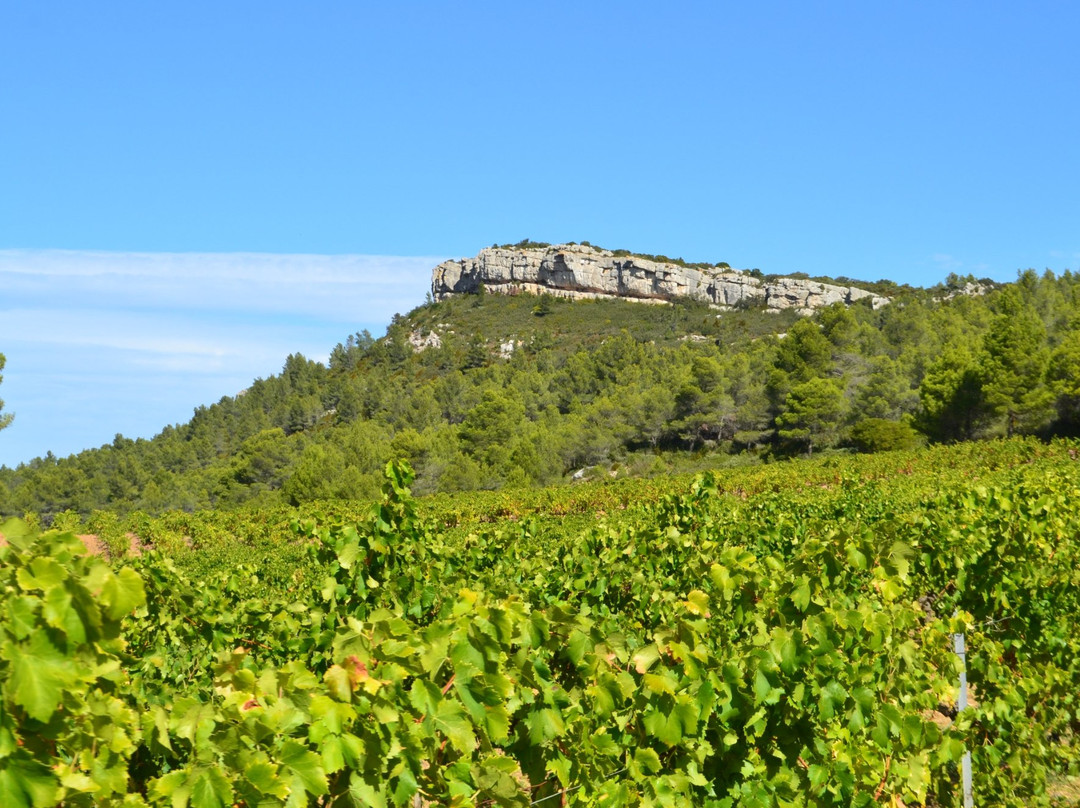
[
  {"left": 938, "top": 281, "right": 994, "bottom": 301},
  {"left": 764, "top": 277, "right": 884, "bottom": 312},
  {"left": 407, "top": 330, "right": 442, "bottom": 352},
  {"left": 432, "top": 245, "right": 889, "bottom": 314}
]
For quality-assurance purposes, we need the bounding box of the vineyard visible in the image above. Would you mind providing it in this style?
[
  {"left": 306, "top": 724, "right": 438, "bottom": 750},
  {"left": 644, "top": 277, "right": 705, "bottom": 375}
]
[{"left": 2, "top": 438, "right": 1080, "bottom": 806}]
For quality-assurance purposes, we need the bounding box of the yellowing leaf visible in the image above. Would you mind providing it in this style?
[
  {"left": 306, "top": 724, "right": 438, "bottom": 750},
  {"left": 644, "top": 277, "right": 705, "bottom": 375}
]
[
  {"left": 684, "top": 589, "right": 709, "bottom": 616},
  {"left": 324, "top": 665, "right": 353, "bottom": 703},
  {"left": 634, "top": 747, "right": 662, "bottom": 775},
  {"left": 16, "top": 558, "right": 66, "bottom": 592},
  {"left": 631, "top": 645, "right": 660, "bottom": 674},
  {"left": 642, "top": 673, "right": 676, "bottom": 696},
  {"left": 244, "top": 760, "right": 288, "bottom": 798}
]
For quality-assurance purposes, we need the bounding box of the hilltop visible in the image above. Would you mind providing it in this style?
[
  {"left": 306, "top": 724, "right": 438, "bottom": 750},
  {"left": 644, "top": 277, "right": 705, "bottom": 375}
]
[
  {"left": 1, "top": 243, "right": 1076, "bottom": 521},
  {"left": 432, "top": 242, "right": 892, "bottom": 313}
]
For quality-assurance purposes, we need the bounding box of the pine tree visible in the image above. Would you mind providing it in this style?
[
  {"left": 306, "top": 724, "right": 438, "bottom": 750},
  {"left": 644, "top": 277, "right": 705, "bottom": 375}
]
[
  {"left": 776, "top": 378, "right": 847, "bottom": 456},
  {"left": 980, "top": 288, "right": 1053, "bottom": 436},
  {"left": 1047, "top": 330, "right": 1080, "bottom": 433},
  {"left": 917, "top": 348, "right": 988, "bottom": 442}
]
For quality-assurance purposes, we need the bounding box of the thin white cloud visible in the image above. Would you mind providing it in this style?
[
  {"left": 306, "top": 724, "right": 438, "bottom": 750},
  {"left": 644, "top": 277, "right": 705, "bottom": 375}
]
[
  {"left": 0, "top": 250, "right": 448, "bottom": 466},
  {"left": 0, "top": 249, "right": 444, "bottom": 320},
  {"left": 0, "top": 309, "right": 241, "bottom": 357},
  {"left": 931, "top": 253, "right": 963, "bottom": 272},
  {"left": 0, "top": 248, "right": 441, "bottom": 283},
  {"left": 0, "top": 306, "right": 267, "bottom": 360}
]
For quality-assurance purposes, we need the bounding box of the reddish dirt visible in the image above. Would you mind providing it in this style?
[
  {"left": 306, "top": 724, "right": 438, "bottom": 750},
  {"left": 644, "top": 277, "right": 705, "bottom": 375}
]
[
  {"left": 79, "top": 532, "right": 145, "bottom": 558},
  {"left": 76, "top": 534, "right": 107, "bottom": 556},
  {"left": 126, "top": 532, "right": 145, "bottom": 556},
  {"left": 0, "top": 530, "right": 146, "bottom": 559}
]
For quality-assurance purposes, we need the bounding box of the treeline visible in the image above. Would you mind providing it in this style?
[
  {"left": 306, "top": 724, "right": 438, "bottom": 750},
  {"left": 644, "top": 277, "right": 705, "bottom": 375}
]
[{"left": 2, "top": 268, "right": 1080, "bottom": 519}]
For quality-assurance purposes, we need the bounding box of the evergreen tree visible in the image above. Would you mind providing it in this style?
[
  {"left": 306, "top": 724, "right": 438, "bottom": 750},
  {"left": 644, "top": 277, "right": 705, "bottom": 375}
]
[
  {"left": 855, "top": 356, "right": 918, "bottom": 421},
  {"left": 980, "top": 288, "right": 1053, "bottom": 435},
  {"left": 916, "top": 348, "right": 988, "bottom": 442},
  {"left": 776, "top": 378, "right": 847, "bottom": 456},
  {"left": 1047, "top": 330, "right": 1080, "bottom": 433},
  {"left": 774, "top": 319, "right": 832, "bottom": 382},
  {"left": 458, "top": 390, "right": 528, "bottom": 473},
  {"left": 462, "top": 336, "right": 489, "bottom": 370}
]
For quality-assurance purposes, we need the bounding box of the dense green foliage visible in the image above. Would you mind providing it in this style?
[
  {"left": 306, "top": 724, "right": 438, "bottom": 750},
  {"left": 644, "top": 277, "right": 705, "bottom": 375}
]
[
  {"left": 3, "top": 265, "right": 1080, "bottom": 521},
  {"left": 2, "top": 439, "right": 1079, "bottom": 805}
]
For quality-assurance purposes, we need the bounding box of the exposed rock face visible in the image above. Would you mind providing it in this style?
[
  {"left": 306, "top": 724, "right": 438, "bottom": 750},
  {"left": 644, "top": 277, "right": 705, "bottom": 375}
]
[
  {"left": 432, "top": 245, "right": 889, "bottom": 314},
  {"left": 939, "top": 281, "right": 994, "bottom": 301},
  {"left": 407, "top": 330, "right": 442, "bottom": 352}
]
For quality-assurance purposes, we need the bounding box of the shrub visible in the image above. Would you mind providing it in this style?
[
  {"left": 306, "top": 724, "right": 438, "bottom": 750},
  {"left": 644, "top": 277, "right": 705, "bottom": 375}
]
[{"left": 850, "top": 418, "right": 921, "bottom": 453}]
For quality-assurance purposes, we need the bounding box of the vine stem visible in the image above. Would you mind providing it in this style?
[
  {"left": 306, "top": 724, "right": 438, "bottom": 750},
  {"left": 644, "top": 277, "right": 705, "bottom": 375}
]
[{"left": 873, "top": 754, "right": 891, "bottom": 800}]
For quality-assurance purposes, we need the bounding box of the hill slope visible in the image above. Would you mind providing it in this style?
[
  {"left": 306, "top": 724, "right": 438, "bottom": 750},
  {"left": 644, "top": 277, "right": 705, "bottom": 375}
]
[{"left": 1, "top": 247, "right": 1077, "bottom": 519}]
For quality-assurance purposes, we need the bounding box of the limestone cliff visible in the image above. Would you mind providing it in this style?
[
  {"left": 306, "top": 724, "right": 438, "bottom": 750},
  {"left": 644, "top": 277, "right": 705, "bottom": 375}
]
[{"left": 431, "top": 245, "right": 889, "bottom": 314}]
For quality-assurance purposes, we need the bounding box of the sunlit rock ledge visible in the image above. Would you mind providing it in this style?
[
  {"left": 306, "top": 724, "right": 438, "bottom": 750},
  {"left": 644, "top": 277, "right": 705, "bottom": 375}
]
[{"left": 432, "top": 244, "right": 890, "bottom": 314}]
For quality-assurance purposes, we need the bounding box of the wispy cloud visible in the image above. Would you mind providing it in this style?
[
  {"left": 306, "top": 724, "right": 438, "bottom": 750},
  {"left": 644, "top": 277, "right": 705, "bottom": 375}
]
[
  {"left": 0, "top": 249, "right": 442, "bottom": 320},
  {"left": 931, "top": 253, "right": 963, "bottom": 272},
  {"left": 1, "top": 309, "right": 244, "bottom": 358},
  {"left": 1048, "top": 249, "right": 1080, "bottom": 265},
  {"left": 0, "top": 250, "right": 448, "bottom": 466}
]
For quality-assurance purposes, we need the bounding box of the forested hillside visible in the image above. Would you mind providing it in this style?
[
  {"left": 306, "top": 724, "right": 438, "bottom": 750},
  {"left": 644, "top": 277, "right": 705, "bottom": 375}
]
[{"left": 3, "top": 265, "right": 1080, "bottom": 520}]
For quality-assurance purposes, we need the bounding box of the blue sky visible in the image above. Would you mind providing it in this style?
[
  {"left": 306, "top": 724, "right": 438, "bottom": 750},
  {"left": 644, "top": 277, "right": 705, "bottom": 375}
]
[
  {"left": 2, "top": 1, "right": 1079, "bottom": 466},
  {"left": 0, "top": 251, "right": 436, "bottom": 466}
]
